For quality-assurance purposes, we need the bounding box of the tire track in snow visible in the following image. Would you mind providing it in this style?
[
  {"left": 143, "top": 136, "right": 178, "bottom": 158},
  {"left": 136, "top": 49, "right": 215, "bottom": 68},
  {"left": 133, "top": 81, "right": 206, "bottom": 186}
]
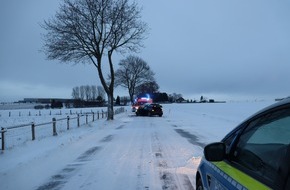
[
  {"left": 36, "top": 135, "right": 114, "bottom": 190},
  {"left": 174, "top": 129, "right": 206, "bottom": 148},
  {"left": 100, "top": 134, "right": 114, "bottom": 142},
  {"left": 136, "top": 135, "right": 150, "bottom": 190},
  {"left": 151, "top": 128, "right": 196, "bottom": 190},
  {"left": 35, "top": 146, "right": 102, "bottom": 190},
  {"left": 151, "top": 131, "right": 178, "bottom": 190}
]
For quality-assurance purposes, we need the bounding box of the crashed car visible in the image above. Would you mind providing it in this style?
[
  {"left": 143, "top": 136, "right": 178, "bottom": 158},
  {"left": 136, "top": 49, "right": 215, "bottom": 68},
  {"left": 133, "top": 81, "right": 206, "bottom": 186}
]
[{"left": 136, "top": 103, "right": 163, "bottom": 117}]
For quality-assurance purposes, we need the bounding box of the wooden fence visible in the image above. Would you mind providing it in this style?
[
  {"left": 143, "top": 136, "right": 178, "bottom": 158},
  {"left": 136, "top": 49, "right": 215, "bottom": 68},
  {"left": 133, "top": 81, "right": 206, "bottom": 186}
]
[
  {"left": 1, "top": 109, "right": 105, "bottom": 117},
  {"left": 1, "top": 107, "right": 125, "bottom": 151}
]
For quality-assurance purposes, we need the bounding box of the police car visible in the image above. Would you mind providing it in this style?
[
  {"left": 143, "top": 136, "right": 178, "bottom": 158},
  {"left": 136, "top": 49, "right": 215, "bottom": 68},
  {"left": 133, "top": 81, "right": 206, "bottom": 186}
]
[{"left": 196, "top": 98, "right": 290, "bottom": 190}]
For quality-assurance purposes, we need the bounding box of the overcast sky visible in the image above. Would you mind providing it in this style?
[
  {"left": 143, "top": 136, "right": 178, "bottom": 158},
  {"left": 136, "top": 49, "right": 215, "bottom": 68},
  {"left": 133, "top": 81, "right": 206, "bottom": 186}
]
[{"left": 1, "top": 0, "right": 290, "bottom": 102}]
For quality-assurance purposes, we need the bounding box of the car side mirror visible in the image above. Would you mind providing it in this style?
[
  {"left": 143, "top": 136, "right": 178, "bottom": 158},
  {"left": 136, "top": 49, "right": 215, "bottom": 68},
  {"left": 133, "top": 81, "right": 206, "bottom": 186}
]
[{"left": 204, "top": 142, "right": 226, "bottom": 162}]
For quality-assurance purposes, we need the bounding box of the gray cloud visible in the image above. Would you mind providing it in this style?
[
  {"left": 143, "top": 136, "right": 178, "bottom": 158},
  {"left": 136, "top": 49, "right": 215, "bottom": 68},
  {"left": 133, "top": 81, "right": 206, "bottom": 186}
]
[{"left": 1, "top": 0, "right": 290, "bottom": 102}]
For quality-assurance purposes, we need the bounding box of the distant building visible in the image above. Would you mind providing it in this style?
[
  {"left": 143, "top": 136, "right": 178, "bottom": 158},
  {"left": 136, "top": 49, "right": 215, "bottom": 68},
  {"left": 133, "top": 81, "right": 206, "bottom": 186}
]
[{"left": 176, "top": 97, "right": 186, "bottom": 103}]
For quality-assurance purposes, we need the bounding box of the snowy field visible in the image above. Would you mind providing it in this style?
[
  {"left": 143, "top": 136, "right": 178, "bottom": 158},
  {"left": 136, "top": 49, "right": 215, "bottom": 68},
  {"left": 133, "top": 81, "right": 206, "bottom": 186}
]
[
  {"left": 0, "top": 101, "right": 276, "bottom": 190},
  {"left": 0, "top": 107, "right": 117, "bottom": 149}
]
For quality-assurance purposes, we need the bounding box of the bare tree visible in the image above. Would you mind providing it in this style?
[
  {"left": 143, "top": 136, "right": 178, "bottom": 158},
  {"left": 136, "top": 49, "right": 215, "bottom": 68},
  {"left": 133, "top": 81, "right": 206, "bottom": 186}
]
[
  {"left": 97, "top": 85, "right": 106, "bottom": 101},
  {"left": 84, "top": 85, "right": 92, "bottom": 101},
  {"left": 72, "top": 86, "right": 80, "bottom": 99},
  {"left": 135, "top": 81, "right": 159, "bottom": 96},
  {"left": 115, "top": 55, "right": 156, "bottom": 103},
  {"left": 80, "top": 86, "right": 85, "bottom": 100},
  {"left": 91, "top": 85, "right": 97, "bottom": 100},
  {"left": 72, "top": 84, "right": 100, "bottom": 101},
  {"left": 41, "top": 0, "right": 148, "bottom": 120}
]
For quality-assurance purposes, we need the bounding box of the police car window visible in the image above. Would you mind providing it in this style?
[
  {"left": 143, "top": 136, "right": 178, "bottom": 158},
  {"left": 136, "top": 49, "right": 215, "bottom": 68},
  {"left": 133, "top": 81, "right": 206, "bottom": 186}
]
[
  {"left": 232, "top": 108, "right": 290, "bottom": 185},
  {"left": 223, "top": 129, "right": 242, "bottom": 154}
]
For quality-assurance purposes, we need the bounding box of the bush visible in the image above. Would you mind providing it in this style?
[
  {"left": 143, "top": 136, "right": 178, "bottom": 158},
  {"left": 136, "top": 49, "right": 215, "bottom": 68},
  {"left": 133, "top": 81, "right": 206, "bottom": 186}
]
[
  {"left": 51, "top": 100, "right": 63, "bottom": 109},
  {"left": 34, "top": 105, "right": 44, "bottom": 109}
]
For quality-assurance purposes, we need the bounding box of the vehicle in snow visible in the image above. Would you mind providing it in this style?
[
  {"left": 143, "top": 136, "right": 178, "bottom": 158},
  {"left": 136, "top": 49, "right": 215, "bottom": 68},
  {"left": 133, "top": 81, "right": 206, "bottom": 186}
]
[
  {"left": 196, "top": 97, "right": 290, "bottom": 190},
  {"left": 131, "top": 95, "right": 153, "bottom": 112},
  {"left": 135, "top": 103, "right": 163, "bottom": 117}
]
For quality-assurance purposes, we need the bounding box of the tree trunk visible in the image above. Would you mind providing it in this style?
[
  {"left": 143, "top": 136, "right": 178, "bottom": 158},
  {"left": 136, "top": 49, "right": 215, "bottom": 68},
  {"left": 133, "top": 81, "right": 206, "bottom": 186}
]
[
  {"left": 107, "top": 51, "right": 115, "bottom": 120},
  {"left": 107, "top": 92, "right": 114, "bottom": 120},
  {"left": 129, "top": 86, "right": 134, "bottom": 104},
  {"left": 129, "top": 90, "right": 134, "bottom": 104}
]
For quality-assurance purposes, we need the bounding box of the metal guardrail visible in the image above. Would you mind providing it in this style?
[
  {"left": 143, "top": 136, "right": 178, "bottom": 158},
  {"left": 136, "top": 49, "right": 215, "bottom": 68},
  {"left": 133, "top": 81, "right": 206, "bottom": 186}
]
[{"left": 1, "top": 107, "right": 125, "bottom": 151}]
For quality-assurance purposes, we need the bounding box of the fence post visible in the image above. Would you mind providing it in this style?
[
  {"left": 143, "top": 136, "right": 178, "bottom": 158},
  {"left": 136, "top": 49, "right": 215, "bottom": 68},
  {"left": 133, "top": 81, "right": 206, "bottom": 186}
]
[
  {"left": 52, "top": 118, "right": 57, "bottom": 136},
  {"left": 98, "top": 111, "right": 99, "bottom": 119},
  {"left": 1, "top": 127, "right": 5, "bottom": 150},
  {"left": 31, "top": 123, "right": 35, "bottom": 140},
  {"left": 102, "top": 111, "right": 104, "bottom": 118},
  {"left": 92, "top": 112, "right": 95, "bottom": 122},
  {"left": 67, "top": 116, "right": 70, "bottom": 130},
  {"left": 86, "top": 114, "right": 88, "bottom": 124},
  {"left": 77, "top": 114, "right": 80, "bottom": 127}
]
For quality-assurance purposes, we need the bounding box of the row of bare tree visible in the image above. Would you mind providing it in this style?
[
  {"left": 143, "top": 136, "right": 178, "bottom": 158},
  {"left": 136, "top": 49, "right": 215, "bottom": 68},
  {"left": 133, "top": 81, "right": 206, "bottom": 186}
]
[{"left": 71, "top": 85, "right": 105, "bottom": 101}]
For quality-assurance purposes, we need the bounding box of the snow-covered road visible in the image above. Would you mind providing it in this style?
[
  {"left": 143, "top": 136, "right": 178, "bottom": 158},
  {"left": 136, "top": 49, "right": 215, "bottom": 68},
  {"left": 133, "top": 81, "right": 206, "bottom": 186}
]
[
  {"left": 0, "top": 101, "right": 274, "bottom": 190},
  {"left": 35, "top": 115, "right": 201, "bottom": 190}
]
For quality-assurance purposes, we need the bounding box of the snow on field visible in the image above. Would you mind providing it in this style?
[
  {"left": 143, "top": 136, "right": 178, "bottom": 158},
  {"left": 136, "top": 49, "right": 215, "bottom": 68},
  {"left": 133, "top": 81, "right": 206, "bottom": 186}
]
[
  {"left": 0, "top": 101, "right": 275, "bottom": 190},
  {"left": 0, "top": 107, "right": 113, "bottom": 149}
]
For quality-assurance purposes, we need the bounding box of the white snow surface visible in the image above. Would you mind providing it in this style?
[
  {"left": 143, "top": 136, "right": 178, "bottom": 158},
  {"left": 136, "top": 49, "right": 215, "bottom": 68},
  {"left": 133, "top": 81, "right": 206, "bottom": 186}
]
[{"left": 0, "top": 101, "right": 275, "bottom": 190}]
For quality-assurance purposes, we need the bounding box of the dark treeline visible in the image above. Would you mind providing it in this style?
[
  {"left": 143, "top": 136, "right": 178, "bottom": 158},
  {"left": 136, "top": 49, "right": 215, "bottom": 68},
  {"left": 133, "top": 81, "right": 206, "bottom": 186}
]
[{"left": 71, "top": 85, "right": 106, "bottom": 108}]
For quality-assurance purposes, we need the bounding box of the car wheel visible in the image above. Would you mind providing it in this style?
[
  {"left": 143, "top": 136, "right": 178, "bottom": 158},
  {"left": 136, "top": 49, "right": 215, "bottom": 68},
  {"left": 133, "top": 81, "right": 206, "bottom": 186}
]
[{"left": 196, "top": 178, "right": 204, "bottom": 190}]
